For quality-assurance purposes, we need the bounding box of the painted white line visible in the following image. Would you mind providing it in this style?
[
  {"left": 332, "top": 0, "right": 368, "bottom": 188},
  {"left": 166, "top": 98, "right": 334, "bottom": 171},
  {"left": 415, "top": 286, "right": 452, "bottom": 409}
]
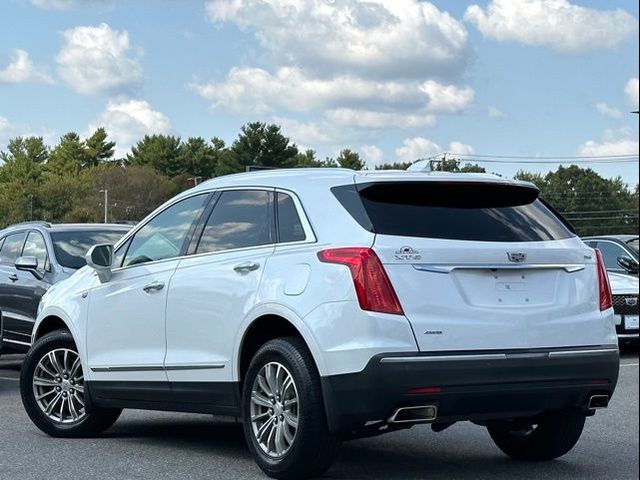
[
  {"left": 0, "top": 376, "right": 19, "bottom": 381},
  {"left": 620, "top": 363, "right": 639, "bottom": 367}
]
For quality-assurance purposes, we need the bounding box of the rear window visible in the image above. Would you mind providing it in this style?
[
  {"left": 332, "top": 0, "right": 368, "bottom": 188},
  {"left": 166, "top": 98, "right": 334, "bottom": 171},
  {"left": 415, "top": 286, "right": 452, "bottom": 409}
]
[
  {"left": 333, "top": 182, "right": 574, "bottom": 242},
  {"left": 51, "top": 230, "right": 129, "bottom": 269}
]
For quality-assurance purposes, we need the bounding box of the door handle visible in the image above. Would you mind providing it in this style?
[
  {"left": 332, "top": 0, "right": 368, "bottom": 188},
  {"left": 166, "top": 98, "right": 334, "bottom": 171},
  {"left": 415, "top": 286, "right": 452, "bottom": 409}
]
[
  {"left": 8, "top": 274, "right": 18, "bottom": 282},
  {"left": 233, "top": 262, "right": 260, "bottom": 273},
  {"left": 142, "top": 281, "right": 165, "bottom": 293}
]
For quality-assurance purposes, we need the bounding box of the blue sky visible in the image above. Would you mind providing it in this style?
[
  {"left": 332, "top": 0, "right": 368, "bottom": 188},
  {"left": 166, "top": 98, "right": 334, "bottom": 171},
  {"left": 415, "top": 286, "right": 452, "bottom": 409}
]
[{"left": 1, "top": 0, "right": 638, "bottom": 183}]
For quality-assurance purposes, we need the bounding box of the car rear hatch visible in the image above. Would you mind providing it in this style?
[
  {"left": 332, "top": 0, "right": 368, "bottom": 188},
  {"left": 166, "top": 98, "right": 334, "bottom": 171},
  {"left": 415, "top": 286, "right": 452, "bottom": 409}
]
[{"left": 336, "top": 175, "right": 607, "bottom": 352}]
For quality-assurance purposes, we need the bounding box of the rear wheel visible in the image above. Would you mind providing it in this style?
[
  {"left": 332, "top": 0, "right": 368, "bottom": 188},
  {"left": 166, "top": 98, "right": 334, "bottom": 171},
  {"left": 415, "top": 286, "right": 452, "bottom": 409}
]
[
  {"left": 242, "top": 337, "right": 339, "bottom": 479},
  {"left": 488, "top": 409, "right": 586, "bottom": 461},
  {"left": 20, "top": 330, "right": 121, "bottom": 437}
]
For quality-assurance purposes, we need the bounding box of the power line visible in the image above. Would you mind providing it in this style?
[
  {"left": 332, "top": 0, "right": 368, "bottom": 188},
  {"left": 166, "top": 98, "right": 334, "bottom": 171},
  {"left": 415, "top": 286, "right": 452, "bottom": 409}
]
[{"left": 444, "top": 152, "right": 639, "bottom": 160}]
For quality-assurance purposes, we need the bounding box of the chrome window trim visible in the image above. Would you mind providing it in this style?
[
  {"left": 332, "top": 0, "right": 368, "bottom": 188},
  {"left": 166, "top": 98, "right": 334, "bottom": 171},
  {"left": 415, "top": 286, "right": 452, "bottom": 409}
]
[{"left": 110, "top": 186, "right": 317, "bottom": 273}]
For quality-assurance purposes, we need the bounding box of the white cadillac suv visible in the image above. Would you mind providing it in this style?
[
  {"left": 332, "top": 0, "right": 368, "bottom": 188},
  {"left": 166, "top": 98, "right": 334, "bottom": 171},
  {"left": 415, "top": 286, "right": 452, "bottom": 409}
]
[{"left": 21, "top": 169, "right": 619, "bottom": 479}]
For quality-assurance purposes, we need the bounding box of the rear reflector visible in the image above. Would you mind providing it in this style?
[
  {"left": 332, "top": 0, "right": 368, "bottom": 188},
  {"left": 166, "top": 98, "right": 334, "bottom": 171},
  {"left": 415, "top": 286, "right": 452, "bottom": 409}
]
[
  {"left": 317, "top": 247, "right": 403, "bottom": 315},
  {"left": 595, "top": 249, "right": 613, "bottom": 311},
  {"left": 406, "top": 386, "right": 442, "bottom": 395}
]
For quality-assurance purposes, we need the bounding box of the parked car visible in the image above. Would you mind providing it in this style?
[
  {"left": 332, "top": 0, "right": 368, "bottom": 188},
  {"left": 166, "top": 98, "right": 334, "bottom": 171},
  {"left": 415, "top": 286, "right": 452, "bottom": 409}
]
[
  {"left": 0, "top": 222, "right": 130, "bottom": 355},
  {"left": 583, "top": 235, "right": 639, "bottom": 276},
  {"left": 608, "top": 272, "right": 639, "bottom": 342},
  {"left": 21, "top": 170, "right": 619, "bottom": 479}
]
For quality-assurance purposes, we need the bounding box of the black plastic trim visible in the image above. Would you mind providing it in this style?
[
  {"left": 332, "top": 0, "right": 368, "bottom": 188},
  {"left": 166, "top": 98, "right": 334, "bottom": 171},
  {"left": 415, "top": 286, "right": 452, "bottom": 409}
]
[{"left": 87, "top": 381, "right": 241, "bottom": 416}]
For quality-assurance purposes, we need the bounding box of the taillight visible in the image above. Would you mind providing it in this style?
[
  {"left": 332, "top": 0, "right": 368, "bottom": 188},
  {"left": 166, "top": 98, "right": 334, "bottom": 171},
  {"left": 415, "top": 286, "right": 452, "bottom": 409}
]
[
  {"left": 317, "top": 247, "right": 403, "bottom": 315},
  {"left": 595, "top": 249, "right": 613, "bottom": 311}
]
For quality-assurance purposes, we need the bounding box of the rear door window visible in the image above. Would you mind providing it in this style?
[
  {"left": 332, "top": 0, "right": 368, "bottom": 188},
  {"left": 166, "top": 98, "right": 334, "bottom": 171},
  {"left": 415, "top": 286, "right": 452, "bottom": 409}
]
[
  {"left": 0, "top": 232, "right": 27, "bottom": 265},
  {"left": 333, "top": 182, "right": 574, "bottom": 242},
  {"left": 196, "top": 190, "right": 274, "bottom": 253}
]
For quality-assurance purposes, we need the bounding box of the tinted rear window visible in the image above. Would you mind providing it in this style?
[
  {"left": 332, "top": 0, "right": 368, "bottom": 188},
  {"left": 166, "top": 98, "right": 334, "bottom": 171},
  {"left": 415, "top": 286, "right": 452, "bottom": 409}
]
[
  {"left": 333, "top": 182, "right": 574, "bottom": 242},
  {"left": 51, "top": 230, "right": 129, "bottom": 269}
]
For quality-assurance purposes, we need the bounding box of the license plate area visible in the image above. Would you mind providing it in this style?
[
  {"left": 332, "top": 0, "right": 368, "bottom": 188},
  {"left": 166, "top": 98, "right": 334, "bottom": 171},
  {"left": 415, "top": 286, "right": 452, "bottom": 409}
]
[{"left": 625, "top": 315, "right": 639, "bottom": 330}]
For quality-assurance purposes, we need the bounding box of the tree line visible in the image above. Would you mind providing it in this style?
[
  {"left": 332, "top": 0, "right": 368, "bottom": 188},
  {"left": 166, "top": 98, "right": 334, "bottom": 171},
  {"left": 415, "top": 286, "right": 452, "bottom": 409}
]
[{"left": 0, "top": 121, "right": 637, "bottom": 236}]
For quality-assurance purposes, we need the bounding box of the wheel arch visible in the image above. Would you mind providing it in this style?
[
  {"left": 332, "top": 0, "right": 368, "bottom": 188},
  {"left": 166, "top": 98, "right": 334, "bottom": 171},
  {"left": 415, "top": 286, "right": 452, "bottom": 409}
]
[
  {"left": 33, "top": 315, "right": 72, "bottom": 342},
  {"left": 234, "top": 305, "right": 326, "bottom": 384}
]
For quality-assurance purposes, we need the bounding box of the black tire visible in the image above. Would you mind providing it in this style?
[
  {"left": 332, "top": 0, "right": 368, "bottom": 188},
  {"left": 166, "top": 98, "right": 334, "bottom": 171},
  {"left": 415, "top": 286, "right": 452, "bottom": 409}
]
[
  {"left": 488, "top": 409, "right": 586, "bottom": 461},
  {"left": 242, "top": 337, "right": 339, "bottom": 479},
  {"left": 20, "top": 330, "right": 122, "bottom": 437}
]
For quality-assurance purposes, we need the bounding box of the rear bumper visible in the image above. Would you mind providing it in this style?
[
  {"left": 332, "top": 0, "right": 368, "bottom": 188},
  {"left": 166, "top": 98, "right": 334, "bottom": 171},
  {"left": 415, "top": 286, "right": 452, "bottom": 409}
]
[{"left": 321, "top": 346, "right": 620, "bottom": 435}]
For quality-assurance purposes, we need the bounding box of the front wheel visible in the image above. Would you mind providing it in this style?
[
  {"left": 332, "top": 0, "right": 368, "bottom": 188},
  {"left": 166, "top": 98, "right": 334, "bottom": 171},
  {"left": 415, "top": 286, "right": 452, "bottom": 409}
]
[
  {"left": 20, "top": 330, "right": 121, "bottom": 437},
  {"left": 242, "top": 337, "right": 339, "bottom": 479},
  {"left": 488, "top": 409, "right": 586, "bottom": 461}
]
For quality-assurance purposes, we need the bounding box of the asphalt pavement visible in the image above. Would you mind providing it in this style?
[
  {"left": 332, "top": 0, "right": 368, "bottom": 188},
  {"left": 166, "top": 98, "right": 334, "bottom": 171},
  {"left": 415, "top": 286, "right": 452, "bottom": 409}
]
[{"left": 1, "top": 349, "right": 638, "bottom": 480}]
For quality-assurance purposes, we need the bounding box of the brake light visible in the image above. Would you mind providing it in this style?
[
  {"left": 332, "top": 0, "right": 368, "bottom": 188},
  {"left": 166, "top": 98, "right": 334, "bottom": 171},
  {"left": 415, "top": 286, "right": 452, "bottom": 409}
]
[
  {"left": 317, "top": 247, "right": 403, "bottom": 315},
  {"left": 595, "top": 249, "right": 613, "bottom": 311}
]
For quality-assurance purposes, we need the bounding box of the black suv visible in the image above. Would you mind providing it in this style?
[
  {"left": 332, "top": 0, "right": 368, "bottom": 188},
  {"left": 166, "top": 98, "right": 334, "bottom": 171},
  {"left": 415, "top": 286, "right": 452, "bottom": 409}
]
[{"left": 0, "top": 222, "right": 130, "bottom": 355}]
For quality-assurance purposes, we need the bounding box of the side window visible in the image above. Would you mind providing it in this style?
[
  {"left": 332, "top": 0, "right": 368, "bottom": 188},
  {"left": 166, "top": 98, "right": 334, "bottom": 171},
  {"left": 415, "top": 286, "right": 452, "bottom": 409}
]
[
  {"left": 196, "top": 190, "right": 273, "bottom": 254},
  {"left": 584, "top": 241, "right": 597, "bottom": 249},
  {"left": 597, "top": 242, "right": 627, "bottom": 270},
  {"left": 277, "top": 192, "right": 306, "bottom": 243},
  {"left": 0, "top": 232, "right": 27, "bottom": 265},
  {"left": 22, "top": 231, "right": 49, "bottom": 271},
  {"left": 123, "top": 194, "right": 208, "bottom": 267}
]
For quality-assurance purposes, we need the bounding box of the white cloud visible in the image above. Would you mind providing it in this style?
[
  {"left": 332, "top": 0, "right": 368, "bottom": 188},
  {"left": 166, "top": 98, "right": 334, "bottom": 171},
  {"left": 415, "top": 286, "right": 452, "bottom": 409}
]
[
  {"left": 488, "top": 106, "right": 507, "bottom": 119},
  {"left": 578, "top": 127, "right": 639, "bottom": 157},
  {"left": 0, "top": 49, "right": 54, "bottom": 85},
  {"left": 625, "top": 77, "right": 639, "bottom": 109},
  {"left": 396, "top": 137, "right": 474, "bottom": 162},
  {"left": 465, "top": 0, "right": 637, "bottom": 53},
  {"left": 448, "top": 141, "right": 475, "bottom": 156},
  {"left": 360, "top": 145, "right": 385, "bottom": 169},
  {"left": 191, "top": 67, "right": 473, "bottom": 120},
  {"left": 89, "top": 100, "right": 171, "bottom": 157},
  {"left": 205, "top": 0, "right": 470, "bottom": 79},
  {"left": 0, "top": 115, "right": 55, "bottom": 148},
  {"left": 56, "top": 23, "right": 142, "bottom": 95},
  {"left": 421, "top": 80, "right": 474, "bottom": 113},
  {"left": 396, "top": 137, "right": 442, "bottom": 162},
  {"left": 595, "top": 102, "right": 622, "bottom": 119},
  {"left": 325, "top": 108, "right": 436, "bottom": 129},
  {"left": 273, "top": 117, "right": 332, "bottom": 146}
]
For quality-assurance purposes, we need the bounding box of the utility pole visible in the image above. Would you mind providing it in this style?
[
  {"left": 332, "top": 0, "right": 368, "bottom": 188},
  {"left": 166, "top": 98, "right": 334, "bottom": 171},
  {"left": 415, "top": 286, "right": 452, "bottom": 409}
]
[
  {"left": 29, "top": 194, "right": 34, "bottom": 221},
  {"left": 99, "top": 189, "right": 108, "bottom": 223}
]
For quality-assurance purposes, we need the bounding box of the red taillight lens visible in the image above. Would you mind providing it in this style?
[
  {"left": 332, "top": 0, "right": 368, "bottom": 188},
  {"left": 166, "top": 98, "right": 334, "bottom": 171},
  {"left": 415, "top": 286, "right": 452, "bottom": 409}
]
[
  {"left": 317, "top": 247, "right": 403, "bottom": 315},
  {"left": 595, "top": 249, "right": 613, "bottom": 311}
]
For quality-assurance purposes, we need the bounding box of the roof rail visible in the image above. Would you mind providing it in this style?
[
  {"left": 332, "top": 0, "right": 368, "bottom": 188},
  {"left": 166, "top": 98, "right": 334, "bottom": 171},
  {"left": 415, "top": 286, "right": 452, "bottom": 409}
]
[{"left": 5, "top": 221, "right": 52, "bottom": 229}]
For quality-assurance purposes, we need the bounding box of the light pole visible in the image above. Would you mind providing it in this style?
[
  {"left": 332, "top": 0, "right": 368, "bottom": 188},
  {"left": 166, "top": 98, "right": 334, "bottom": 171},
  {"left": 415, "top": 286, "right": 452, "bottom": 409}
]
[{"left": 99, "top": 189, "right": 108, "bottom": 223}]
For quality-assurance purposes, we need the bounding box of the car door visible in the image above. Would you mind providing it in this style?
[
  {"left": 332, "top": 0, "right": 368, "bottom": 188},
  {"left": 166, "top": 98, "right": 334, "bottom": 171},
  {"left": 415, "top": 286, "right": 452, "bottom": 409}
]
[
  {"left": 8, "top": 230, "right": 52, "bottom": 346},
  {"left": 0, "top": 231, "right": 29, "bottom": 350},
  {"left": 164, "top": 189, "right": 275, "bottom": 395},
  {"left": 86, "top": 193, "right": 209, "bottom": 383}
]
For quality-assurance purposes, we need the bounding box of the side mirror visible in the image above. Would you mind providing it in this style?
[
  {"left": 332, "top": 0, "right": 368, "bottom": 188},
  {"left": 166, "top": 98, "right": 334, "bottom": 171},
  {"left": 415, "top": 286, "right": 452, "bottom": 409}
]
[
  {"left": 15, "top": 256, "right": 44, "bottom": 280},
  {"left": 617, "top": 256, "right": 639, "bottom": 274},
  {"left": 86, "top": 244, "right": 113, "bottom": 283}
]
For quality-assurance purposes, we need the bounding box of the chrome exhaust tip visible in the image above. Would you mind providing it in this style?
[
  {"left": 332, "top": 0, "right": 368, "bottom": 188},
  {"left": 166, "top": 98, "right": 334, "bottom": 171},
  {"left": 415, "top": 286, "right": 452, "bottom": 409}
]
[
  {"left": 588, "top": 394, "right": 609, "bottom": 409},
  {"left": 388, "top": 405, "right": 438, "bottom": 424}
]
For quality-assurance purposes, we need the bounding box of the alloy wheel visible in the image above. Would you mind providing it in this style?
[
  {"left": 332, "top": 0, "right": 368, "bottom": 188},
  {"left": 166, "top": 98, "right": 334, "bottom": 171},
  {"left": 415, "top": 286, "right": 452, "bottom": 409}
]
[
  {"left": 32, "top": 348, "right": 86, "bottom": 424},
  {"left": 250, "top": 361, "right": 299, "bottom": 458}
]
